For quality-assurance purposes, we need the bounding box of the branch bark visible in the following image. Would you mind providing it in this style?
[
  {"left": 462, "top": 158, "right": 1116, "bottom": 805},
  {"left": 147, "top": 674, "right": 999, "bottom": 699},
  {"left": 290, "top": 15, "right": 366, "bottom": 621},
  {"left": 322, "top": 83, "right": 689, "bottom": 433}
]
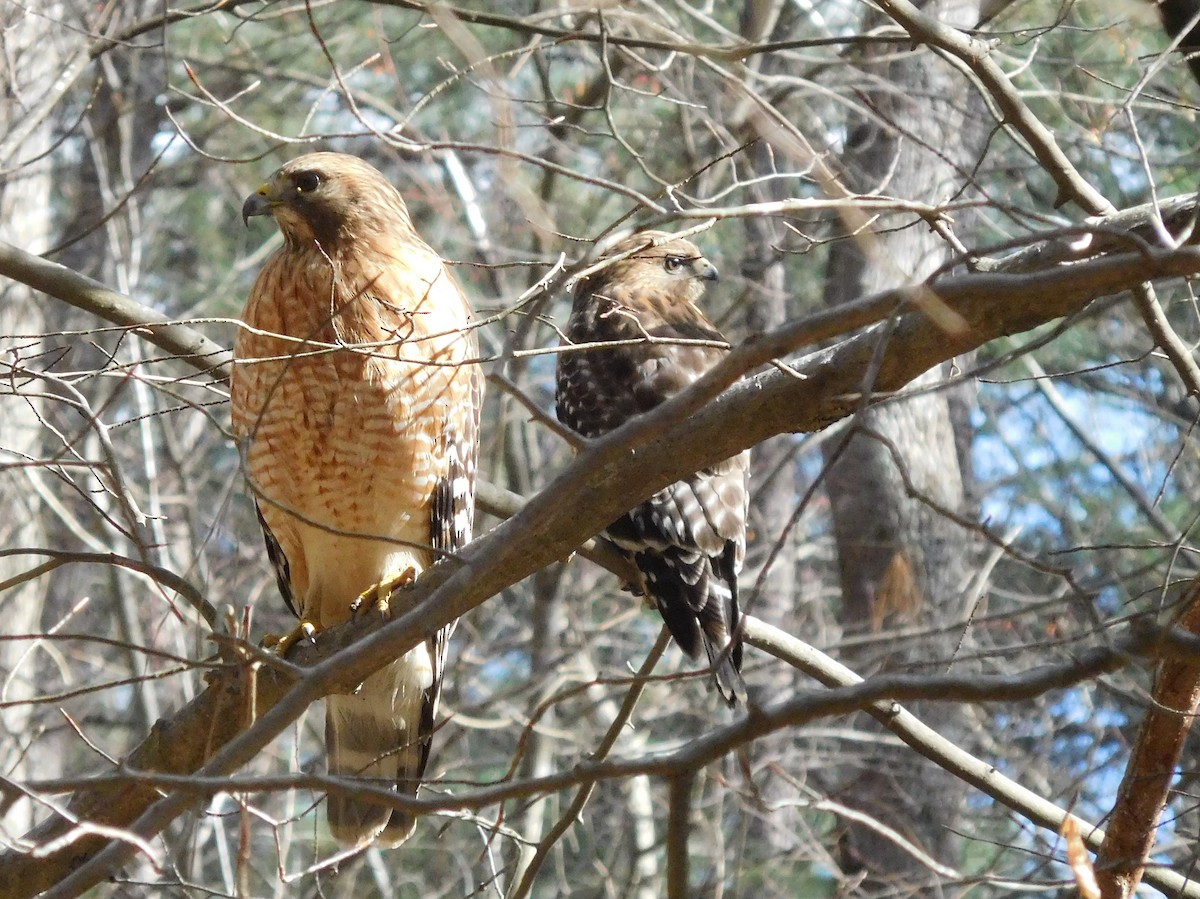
[
  {"left": 0, "top": 240, "right": 232, "bottom": 382},
  {"left": 1095, "top": 580, "right": 1200, "bottom": 898}
]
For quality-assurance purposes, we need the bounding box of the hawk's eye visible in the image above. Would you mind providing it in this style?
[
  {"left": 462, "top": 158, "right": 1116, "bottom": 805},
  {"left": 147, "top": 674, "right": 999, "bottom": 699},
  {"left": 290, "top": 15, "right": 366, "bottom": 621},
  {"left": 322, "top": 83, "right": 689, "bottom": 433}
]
[
  {"left": 664, "top": 255, "right": 687, "bottom": 272},
  {"left": 294, "top": 171, "right": 322, "bottom": 194}
]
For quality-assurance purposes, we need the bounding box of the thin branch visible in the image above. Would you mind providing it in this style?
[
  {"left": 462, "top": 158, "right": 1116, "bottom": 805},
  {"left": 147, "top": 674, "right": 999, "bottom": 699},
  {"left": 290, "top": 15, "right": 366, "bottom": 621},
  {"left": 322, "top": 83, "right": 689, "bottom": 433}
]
[
  {"left": 0, "top": 548, "right": 216, "bottom": 632},
  {"left": 505, "top": 631, "right": 671, "bottom": 899},
  {"left": 1129, "top": 281, "right": 1200, "bottom": 397},
  {"left": 98, "top": 0, "right": 905, "bottom": 67},
  {"left": 666, "top": 773, "right": 693, "bottom": 899},
  {"left": 740, "top": 616, "right": 1200, "bottom": 899},
  {"left": 874, "top": 0, "right": 1200, "bottom": 398},
  {"left": 1022, "top": 356, "right": 1177, "bottom": 540},
  {"left": 874, "top": 0, "right": 1109, "bottom": 213},
  {"left": 0, "top": 240, "right": 232, "bottom": 383}
]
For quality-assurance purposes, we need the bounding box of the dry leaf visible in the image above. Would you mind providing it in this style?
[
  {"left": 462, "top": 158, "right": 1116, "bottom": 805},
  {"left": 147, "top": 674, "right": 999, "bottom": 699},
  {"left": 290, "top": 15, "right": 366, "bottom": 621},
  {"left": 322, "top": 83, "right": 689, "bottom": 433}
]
[{"left": 1062, "top": 817, "right": 1100, "bottom": 899}]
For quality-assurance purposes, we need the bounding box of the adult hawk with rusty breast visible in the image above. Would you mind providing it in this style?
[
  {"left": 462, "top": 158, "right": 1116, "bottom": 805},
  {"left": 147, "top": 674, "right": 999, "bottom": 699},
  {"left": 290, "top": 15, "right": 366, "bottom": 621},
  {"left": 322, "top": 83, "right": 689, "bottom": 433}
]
[{"left": 232, "top": 151, "right": 480, "bottom": 846}]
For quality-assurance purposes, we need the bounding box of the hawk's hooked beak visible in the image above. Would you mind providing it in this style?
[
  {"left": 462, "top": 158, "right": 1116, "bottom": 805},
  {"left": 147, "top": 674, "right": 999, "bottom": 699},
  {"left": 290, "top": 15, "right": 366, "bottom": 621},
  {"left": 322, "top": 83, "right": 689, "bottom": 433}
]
[
  {"left": 241, "top": 184, "right": 276, "bottom": 227},
  {"left": 695, "top": 260, "right": 719, "bottom": 282}
]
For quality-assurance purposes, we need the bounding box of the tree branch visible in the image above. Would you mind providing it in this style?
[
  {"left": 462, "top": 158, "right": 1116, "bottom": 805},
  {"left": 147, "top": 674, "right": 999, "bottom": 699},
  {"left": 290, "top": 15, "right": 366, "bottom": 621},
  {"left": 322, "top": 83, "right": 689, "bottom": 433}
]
[
  {"left": 99, "top": 0, "right": 903, "bottom": 66},
  {"left": 874, "top": 0, "right": 1109, "bottom": 213},
  {"left": 742, "top": 616, "right": 1200, "bottom": 899},
  {"left": 875, "top": 0, "right": 1200, "bottom": 396},
  {"left": 666, "top": 773, "right": 693, "bottom": 899},
  {"left": 0, "top": 240, "right": 232, "bottom": 383},
  {"left": 8, "top": 612, "right": 1200, "bottom": 897},
  {"left": 1095, "top": 579, "right": 1200, "bottom": 898}
]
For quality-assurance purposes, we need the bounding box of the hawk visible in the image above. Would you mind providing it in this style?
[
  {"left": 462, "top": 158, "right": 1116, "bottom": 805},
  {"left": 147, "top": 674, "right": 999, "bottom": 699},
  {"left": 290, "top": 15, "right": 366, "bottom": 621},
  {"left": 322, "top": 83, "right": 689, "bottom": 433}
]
[
  {"left": 232, "top": 152, "right": 481, "bottom": 847},
  {"left": 555, "top": 232, "right": 748, "bottom": 705}
]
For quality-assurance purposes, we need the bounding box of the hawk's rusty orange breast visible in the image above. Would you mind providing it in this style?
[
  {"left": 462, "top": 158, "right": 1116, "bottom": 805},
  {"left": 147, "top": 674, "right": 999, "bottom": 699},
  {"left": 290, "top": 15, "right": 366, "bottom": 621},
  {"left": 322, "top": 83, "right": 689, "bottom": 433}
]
[{"left": 231, "top": 248, "right": 473, "bottom": 582}]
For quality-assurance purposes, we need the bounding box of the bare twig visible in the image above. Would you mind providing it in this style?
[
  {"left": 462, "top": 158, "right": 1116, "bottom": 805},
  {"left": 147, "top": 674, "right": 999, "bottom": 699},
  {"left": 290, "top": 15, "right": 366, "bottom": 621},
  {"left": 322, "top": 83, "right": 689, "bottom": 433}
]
[
  {"left": 505, "top": 631, "right": 670, "bottom": 899},
  {"left": 0, "top": 241, "right": 231, "bottom": 383},
  {"left": 741, "top": 616, "right": 1200, "bottom": 899},
  {"left": 874, "top": 0, "right": 1200, "bottom": 397}
]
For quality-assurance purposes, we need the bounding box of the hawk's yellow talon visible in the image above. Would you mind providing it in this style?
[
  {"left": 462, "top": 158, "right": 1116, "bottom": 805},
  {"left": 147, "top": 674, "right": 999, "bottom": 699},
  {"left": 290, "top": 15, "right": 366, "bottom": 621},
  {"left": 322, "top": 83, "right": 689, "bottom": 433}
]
[
  {"left": 350, "top": 567, "right": 418, "bottom": 619},
  {"left": 263, "top": 620, "right": 317, "bottom": 656}
]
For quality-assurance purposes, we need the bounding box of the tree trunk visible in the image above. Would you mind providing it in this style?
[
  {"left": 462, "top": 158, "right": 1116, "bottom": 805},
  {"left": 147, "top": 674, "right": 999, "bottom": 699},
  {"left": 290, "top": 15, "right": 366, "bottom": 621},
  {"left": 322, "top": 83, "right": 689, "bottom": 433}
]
[
  {"left": 0, "top": 1, "right": 69, "bottom": 837},
  {"left": 820, "top": 0, "right": 980, "bottom": 888}
]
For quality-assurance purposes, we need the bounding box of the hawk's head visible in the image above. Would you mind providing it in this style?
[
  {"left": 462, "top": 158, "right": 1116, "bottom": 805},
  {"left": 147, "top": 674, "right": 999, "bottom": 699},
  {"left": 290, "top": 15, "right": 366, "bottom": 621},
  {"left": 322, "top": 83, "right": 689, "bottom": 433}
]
[
  {"left": 242, "top": 152, "right": 414, "bottom": 249},
  {"left": 581, "top": 231, "right": 719, "bottom": 309}
]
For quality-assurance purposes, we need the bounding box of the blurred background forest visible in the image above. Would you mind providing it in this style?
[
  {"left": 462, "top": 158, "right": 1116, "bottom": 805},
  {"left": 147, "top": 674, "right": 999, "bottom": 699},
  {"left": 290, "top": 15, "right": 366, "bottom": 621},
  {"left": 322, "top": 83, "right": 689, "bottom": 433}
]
[{"left": 3, "top": 0, "right": 1200, "bottom": 896}]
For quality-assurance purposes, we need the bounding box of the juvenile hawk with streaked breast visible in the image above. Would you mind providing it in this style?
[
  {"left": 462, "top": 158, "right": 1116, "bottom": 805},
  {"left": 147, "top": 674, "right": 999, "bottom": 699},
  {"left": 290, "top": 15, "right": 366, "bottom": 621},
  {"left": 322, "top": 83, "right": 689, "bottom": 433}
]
[{"left": 555, "top": 232, "right": 748, "bottom": 705}]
